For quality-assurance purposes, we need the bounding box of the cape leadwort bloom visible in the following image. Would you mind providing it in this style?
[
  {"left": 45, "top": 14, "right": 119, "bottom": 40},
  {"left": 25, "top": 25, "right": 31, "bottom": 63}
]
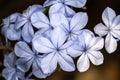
[
  {"left": 31, "top": 10, "right": 63, "bottom": 37},
  {"left": 67, "top": 30, "right": 104, "bottom": 72},
  {"left": 51, "top": 12, "right": 88, "bottom": 40},
  {"left": 1, "top": 13, "right": 21, "bottom": 41},
  {"left": 32, "top": 27, "right": 75, "bottom": 74},
  {"left": 1, "top": 0, "right": 119, "bottom": 79},
  {"left": 15, "top": 5, "right": 44, "bottom": 43},
  {"left": 44, "top": 0, "right": 87, "bottom": 17},
  {"left": 94, "top": 7, "right": 120, "bottom": 53},
  {"left": 2, "top": 52, "right": 25, "bottom": 80},
  {"left": 15, "top": 41, "right": 50, "bottom": 78}
]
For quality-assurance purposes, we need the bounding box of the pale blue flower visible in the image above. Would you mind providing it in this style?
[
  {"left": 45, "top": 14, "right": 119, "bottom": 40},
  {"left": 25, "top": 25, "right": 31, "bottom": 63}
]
[
  {"left": 44, "top": 0, "right": 87, "bottom": 8},
  {"left": 2, "top": 52, "right": 25, "bottom": 80},
  {"left": 44, "top": 0, "right": 87, "bottom": 17},
  {"left": 32, "top": 27, "right": 75, "bottom": 74},
  {"left": 31, "top": 10, "right": 68, "bottom": 37},
  {"left": 49, "top": 12, "right": 88, "bottom": 40},
  {"left": 15, "top": 5, "right": 44, "bottom": 43},
  {"left": 67, "top": 30, "right": 104, "bottom": 72},
  {"left": 1, "top": 13, "right": 21, "bottom": 41},
  {"left": 94, "top": 7, "right": 120, "bottom": 53},
  {"left": 15, "top": 41, "right": 50, "bottom": 78}
]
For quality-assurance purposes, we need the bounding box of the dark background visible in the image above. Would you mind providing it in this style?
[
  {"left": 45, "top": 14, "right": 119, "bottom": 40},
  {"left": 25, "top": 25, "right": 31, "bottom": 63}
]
[{"left": 0, "top": 0, "right": 120, "bottom": 80}]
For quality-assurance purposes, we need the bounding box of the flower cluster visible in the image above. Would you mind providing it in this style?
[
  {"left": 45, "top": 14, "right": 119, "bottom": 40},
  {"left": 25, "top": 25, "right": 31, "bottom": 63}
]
[{"left": 1, "top": 0, "right": 120, "bottom": 80}]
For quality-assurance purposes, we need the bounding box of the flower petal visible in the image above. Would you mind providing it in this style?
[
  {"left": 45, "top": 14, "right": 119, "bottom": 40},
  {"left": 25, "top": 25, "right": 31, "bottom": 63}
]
[
  {"left": 111, "top": 30, "right": 120, "bottom": 38},
  {"left": 2, "top": 68, "right": 16, "bottom": 80},
  {"left": 94, "top": 23, "right": 108, "bottom": 36},
  {"left": 1, "top": 25, "right": 8, "bottom": 36},
  {"left": 29, "top": 4, "right": 45, "bottom": 14},
  {"left": 67, "top": 46, "right": 83, "bottom": 58},
  {"left": 65, "top": 0, "right": 87, "bottom": 8},
  {"left": 105, "top": 33, "right": 117, "bottom": 53},
  {"left": 41, "top": 52, "right": 58, "bottom": 74},
  {"left": 50, "top": 13, "right": 69, "bottom": 29},
  {"left": 60, "top": 40, "right": 73, "bottom": 49},
  {"left": 43, "top": 0, "right": 60, "bottom": 7},
  {"left": 16, "top": 57, "right": 34, "bottom": 72},
  {"left": 112, "top": 15, "right": 120, "bottom": 28},
  {"left": 70, "top": 12, "right": 88, "bottom": 31},
  {"left": 90, "top": 37, "right": 104, "bottom": 50},
  {"left": 102, "top": 7, "right": 116, "bottom": 27},
  {"left": 8, "top": 13, "right": 20, "bottom": 23},
  {"left": 31, "top": 11, "right": 50, "bottom": 29},
  {"left": 32, "top": 58, "right": 50, "bottom": 78},
  {"left": 32, "top": 35, "right": 54, "bottom": 53},
  {"left": 15, "top": 15, "right": 27, "bottom": 29},
  {"left": 111, "top": 15, "right": 120, "bottom": 38},
  {"left": 88, "top": 50, "right": 104, "bottom": 65},
  {"left": 77, "top": 54, "right": 90, "bottom": 72},
  {"left": 4, "top": 52, "right": 17, "bottom": 68},
  {"left": 79, "top": 29, "right": 95, "bottom": 47},
  {"left": 6, "top": 25, "right": 21, "bottom": 40},
  {"left": 15, "top": 41, "right": 34, "bottom": 57},
  {"left": 49, "top": 3, "right": 75, "bottom": 17},
  {"left": 58, "top": 51, "right": 75, "bottom": 72},
  {"left": 22, "top": 22, "right": 34, "bottom": 43},
  {"left": 51, "top": 27, "right": 67, "bottom": 48},
  {"left": 64, "top": 6, "right": 76, "bottom": 17}
]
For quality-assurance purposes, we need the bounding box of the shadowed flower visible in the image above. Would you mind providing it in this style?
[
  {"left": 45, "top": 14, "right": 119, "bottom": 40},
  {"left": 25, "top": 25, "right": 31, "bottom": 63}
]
[
  {"left": 94, "top": 7, "right": 120, "bottom": 53},
  {"left": 2, "top": 52, "right": 25, "bottom": 80},
  {"left": 15, "top": 5, "right": 44, "bottom": 43},
  {"left": 67, "top": 30, "right": 104, "bottom": 72},
  {"left": 31, "top": 10, "right": 73, "bottom": 37},
  {"left": 32, "top": 27, "right": 75, "bottom": 74},
  {"left": 44, "top": 0, "right": 87, "bottom": 17},
  {"left": 1, "top": 13, "right": 21, "bottom": 41},
  {"left": 15, "top": 41, "right": 50, "bottom": 78}
]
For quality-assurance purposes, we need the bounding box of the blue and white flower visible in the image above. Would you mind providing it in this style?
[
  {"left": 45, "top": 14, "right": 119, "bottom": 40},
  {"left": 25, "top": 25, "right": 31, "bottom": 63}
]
[
  {"left": 67, "top": 30, "right": 104, "bottom": 72},
  {"left": 51, "top": 12, "right": 88, "bottom": 40},
  {"left": 2, "top": 52, "right": 25, "bottom": 80},
  {"left": 31, "top": 10, "right": 71, "bottom": 37},
  {"left": 32, "top": 27, "right": 75, "bottom": 74},
  {"left": 15, "top": 5, "right": 44, "bottom": 43},
  {"left": 1, "top": 13, "right": 21, "bottom": 41},
  {"left": 44, "top": 0, "right": 87, "bottom": 17},
  {"left": 94, "top": 7, "right": 120, "bottom": 53},
  {"left": 44, "top": 0, "right": 86, "bottom": 17},
  {"left": 15, "top": 41, "right": 50, "bottom": 78}
]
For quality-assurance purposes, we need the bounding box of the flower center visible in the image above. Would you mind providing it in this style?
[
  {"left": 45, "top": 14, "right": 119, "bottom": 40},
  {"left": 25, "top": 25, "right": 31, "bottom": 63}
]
[
  {"left": 83, "top": 48, "right": 87, "bottom": 52},
  {"left": 56, "top": 48, "right": 60, "bottom": 52}
]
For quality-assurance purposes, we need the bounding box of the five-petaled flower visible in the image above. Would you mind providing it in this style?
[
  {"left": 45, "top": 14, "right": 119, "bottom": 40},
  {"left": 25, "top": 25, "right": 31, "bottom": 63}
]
[
  {"left": 67, "top": 30, "right": 104, "bottom": 72},
  {"left": 32, "top": 27, "right": 75, "bottom": 74},
  {"left": 15, "top": 5, "right": 44, "bottom": 43},
  {"left": 15, "top": 41, "right": 50, "bottom": 78},
  {"left": 44, "top": 0, "right": 87, "bottom": 17},
  {"left": 1, "top": 13, "right": 21, "bottom": 41},
  {"left": 94, "top": 7, "right": 120, "bottom": 53},
  {"left": 51, "top": 12, "right": 88, "bottom": 40},
  {"left": 2, "top": 52, "right": 25, "bottom": 80}
]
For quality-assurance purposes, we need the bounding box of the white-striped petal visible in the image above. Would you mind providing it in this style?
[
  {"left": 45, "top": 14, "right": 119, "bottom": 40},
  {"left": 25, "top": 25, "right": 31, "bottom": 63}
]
[
  {"left": 88, "top": 50, "right": 104, "bottom": 65},
  {"left": 77, "top": 54, "right": 90, "bottom": 72},
  {"left": 102, "top": 7, "right": 116, "bottom": 27},
  {"left": 94, "top": 23, "right": 108, "bottom": 36},
  {"left": 105, "top": 33, "right": 117, "bottom": 53},
  {"left": 32, "top": 35, "right": 54, "bottom": 53},
  {"left": 65, "top": 0, "right": 87, "bottom": 8}
]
